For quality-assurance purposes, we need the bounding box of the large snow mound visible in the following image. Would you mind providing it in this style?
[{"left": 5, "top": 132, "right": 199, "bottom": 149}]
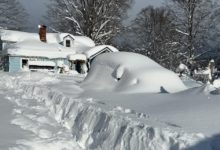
[
  {"left": 2, "top": 72, "right": 220, "bottom": 150},
  {"left": 82, "top": 52, "right": 187, "bottom": 93},
  {"left": 0, "top": 72, "right": 204, "bottom": 150}
]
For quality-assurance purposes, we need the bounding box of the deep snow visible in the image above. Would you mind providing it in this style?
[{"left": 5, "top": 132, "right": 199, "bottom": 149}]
[
  {"left": 82, "top": 52, "right": 187, "bottom": 93},
  {"left": 1, "top": 71, "right": 220, "bottom": 150},
  {"left": 1, "top": 51, "right": 220, "bottom": 149},
  {"left": 0, "top": 72, "right": 82, "bottom": 150}
]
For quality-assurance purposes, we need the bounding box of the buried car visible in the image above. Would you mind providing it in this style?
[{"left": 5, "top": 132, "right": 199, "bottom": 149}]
[{"left": 81, "top": 52, "right": 187, "bottom": 93}]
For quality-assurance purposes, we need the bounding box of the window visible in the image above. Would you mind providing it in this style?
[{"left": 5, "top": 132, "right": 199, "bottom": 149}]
[
  {"left": 22, "top": 59, "right": 28, "bottom": 68},
  {"left": 29, "top": 65, "right": 54, "bottom": 70},
  {"left": 3, "top": 56, "right": 9, "bottom": 71},
  {"left": 66, "top": 40, "right": 71, "bottom": 47},
  {"left": 0, "top": 38, "right": 2, "bottom": 51}
]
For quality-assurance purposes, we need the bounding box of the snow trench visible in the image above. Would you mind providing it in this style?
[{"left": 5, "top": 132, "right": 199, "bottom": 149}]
[{"left": 1, "top": 74, "right": 212, "bottom": 150}]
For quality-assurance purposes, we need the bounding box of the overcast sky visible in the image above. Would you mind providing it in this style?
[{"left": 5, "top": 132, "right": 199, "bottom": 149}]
[{"left": 19, "top": 0, "right": 164, "bottom": 32}]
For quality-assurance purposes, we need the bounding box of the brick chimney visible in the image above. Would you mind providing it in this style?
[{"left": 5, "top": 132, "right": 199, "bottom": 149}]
[{"left": 38, "top": 25, "right": 47, "bottom": 42}]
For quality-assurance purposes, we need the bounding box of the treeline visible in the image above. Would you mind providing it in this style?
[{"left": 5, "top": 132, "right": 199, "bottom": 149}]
[
  {"left": 45, "top": 0, "right": 220, "bottom": 70},
  {"left": 118, "top": 0, "right": 220, "bottom": 70},
  {"left": 0, "top": 0, "right": 28, "bottom": 30}
]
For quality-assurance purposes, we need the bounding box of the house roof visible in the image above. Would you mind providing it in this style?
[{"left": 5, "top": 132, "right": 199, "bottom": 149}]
[
  {"left": 3, "top": 40, "right": 76, "bottom": 59},
  {"left": 0, "top": 29, "right": 96, "bottom": 58},
  {"left": 84, "top": 45, "right": 119, "bottom": 59},
  {"left": 68, "top": 54, "right": 87, "bottom": 61},
  {"left": 0, "top": 29, "right": 95, "bottom": 46}
]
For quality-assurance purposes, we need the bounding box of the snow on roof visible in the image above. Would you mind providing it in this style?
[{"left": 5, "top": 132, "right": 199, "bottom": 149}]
[
  {"left": 63, "top": 34, "right": 95, "bottom": 49},
  {"left": 82, "top": 52, "right": 187, "bottom": 93},
  {"left": 28, "top": 61, "right": 56, "bottom": 67},
  {"left": 0, "top": 29, "right": 95, "bottom": 48},
  {"left": 4, "top": 40, "right": 76, "bottom": 59},
  {"left": 68, "top": 54, "right": 87, "bottom": 61},
  {"left": 0, "top": 29, "right": 96, "bottom": 58},
  {"left": 84, "top": 45, "right": 119, "bottom": 59}
]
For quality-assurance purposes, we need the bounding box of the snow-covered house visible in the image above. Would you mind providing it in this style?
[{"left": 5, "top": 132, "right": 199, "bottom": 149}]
[{"left": 0, "top": 26, "right": 118, "bottom": 73}]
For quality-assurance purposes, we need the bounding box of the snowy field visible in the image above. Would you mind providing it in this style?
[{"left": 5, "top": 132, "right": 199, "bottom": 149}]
[{"left": 1, "top": 54, "right": 220, "bottom": 150}]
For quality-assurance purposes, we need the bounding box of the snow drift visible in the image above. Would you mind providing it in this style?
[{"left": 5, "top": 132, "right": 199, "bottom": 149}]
[
  {"left": 82, "top": 52, "right": 187, "bottom": 93},
  {"left": 2, "top": 72, "right": 220, "bottom": 150},
  {"left": 15, "top": 80, "right": 206, "bottom": 150}
]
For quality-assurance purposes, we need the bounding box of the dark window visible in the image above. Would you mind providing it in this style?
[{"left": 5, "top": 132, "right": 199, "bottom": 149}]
[
  {"left": 29, "top": 65, "right": 54, "bottom": 70},
  {"left": 22, "top": 59, "right": 28, "bottom": 68},
  {"left": 0, "top": 38, "right": 2, "bottom": 50},
  {"left": 3, "top": 56, "right": 9, "bottom": 71},
  {"left": 66, "top": 40, "right": 71, "bottom": 47},
  {"left": 75, "top": 61, "right": 81, "bottom": 73}
]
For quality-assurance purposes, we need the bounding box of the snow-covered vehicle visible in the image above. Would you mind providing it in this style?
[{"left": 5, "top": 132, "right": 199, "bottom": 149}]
[{"left": 82, "top": 52, "right": 187, "bottom": 93}]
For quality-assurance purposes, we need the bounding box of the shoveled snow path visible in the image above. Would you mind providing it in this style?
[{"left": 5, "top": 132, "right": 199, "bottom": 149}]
[
  {"left": 0, "top": 92, "right": 29, "bottom": 149},
  {"left": 0, "top": 72, "right": 82, "bottom": 150}
]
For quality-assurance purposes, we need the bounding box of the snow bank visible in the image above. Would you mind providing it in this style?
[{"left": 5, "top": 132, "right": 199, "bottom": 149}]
[
  {"left": 20, "top": 83, "right": 206, "bottom": 150},
  {"left": 213, "top": 79, "right": 220, "bottom": 88},
  {"left": 0, "top": 72, "right": 218, "bottom": 150},
  {"left": 82, "top": 52, "right": 187, "bottom": 93}
]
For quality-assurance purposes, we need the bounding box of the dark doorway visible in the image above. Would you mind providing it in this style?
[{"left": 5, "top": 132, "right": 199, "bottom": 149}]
[
  {"left": 22, "top": 59, "right": 28, "bottom": 68},
  {"left": 75, "top": 61, "right": 81, "bottom": 73}
]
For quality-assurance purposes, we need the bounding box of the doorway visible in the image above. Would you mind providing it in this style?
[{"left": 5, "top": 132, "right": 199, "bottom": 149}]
[{"left": 22, "top": 59, "right": 28, "bottom": 69}]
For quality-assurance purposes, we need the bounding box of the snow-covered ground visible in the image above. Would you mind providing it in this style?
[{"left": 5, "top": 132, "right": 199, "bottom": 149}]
[
  {"left": 1, "top": 53, "right": 220, "bottom": 150},
  {"left": 0, "top": 72, "right": 82, "bottom": 150}
]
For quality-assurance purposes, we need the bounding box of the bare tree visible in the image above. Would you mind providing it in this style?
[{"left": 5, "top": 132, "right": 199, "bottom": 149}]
[
  {"left": 122, "top": 6, "right": 180, "bottom": 70},
  {"left": 167, "top": 0, "right": 220, "bottom": 60},
  {"left": 46, "top": 0, "right": 133, "bottom": 44},
  {"left": 0, "top": 0, "right": 28, "bottom": 30}
]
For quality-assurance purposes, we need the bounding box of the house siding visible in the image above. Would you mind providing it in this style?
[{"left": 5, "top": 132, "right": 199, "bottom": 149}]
[
  {"left": 6, "top": 56, "right": 69, "bottom": 72},
  {"left": 9, "top": 56, "right": 21, "bottom": 72}
]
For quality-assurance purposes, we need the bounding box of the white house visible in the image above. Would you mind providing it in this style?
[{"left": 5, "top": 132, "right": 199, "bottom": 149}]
[{"left": 0, "top": 25, "right": 118, "bottom": 73}]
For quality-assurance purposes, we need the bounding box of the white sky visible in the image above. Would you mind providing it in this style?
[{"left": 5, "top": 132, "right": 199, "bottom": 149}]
[{"left": 19, "top": 0, "right": 164, "bottom": 32}]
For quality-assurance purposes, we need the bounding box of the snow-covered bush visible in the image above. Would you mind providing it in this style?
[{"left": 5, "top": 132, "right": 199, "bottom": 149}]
[{"left": 82, "top": 52, "right": 187, "bottom": 93}]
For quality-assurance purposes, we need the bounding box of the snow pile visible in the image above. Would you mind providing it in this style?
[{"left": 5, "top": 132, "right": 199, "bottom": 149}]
[
  {"left": 213, "top": 79, "right": 220, "bottom": 88},
  {"left": 0, "top": 72, "right": 59, "bottom": 88},
  {"left": 1, "top": 72, "right": 220, "bottom": 150},
  {"left": 0, "top": 72, "right": 82, "bottom": 150},
  {"left": 180, "top": 75, "right": 203, "bottom": 89},
  {"left": 20, "top": 82, "right": 207, "bottom": 150},
  {"left": 82, "top": 52, "right": 187, "bottom": 93},
  {"left": 202, "top": 80, "right": 220, "bottom": 95}
]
